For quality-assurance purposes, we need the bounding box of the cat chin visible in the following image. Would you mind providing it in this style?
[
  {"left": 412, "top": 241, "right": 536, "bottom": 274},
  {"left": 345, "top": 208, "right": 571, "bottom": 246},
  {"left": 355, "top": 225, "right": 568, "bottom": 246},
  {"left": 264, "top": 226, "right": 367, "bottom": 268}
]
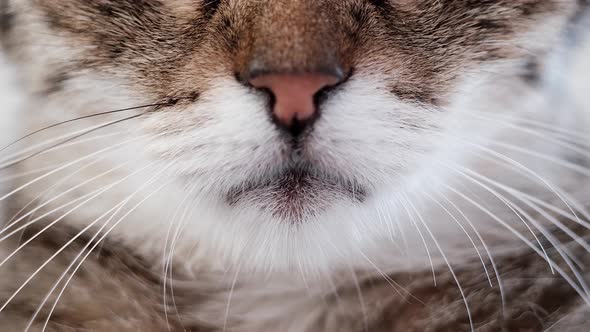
[{"left": 176, "top": 192, "right": 402, "bottom": 274}]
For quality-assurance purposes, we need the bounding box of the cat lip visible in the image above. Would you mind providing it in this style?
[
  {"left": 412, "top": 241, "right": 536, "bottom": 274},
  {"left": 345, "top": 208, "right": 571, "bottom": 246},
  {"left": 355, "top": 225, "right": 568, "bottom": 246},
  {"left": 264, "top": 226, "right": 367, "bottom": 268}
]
[{"left": 225, "top": 166, "right": 367, "bottom": 220}]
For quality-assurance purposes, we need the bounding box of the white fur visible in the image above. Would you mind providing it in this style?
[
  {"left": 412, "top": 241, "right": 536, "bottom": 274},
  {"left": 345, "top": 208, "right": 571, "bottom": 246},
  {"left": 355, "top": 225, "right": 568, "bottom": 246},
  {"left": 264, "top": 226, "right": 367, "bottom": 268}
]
[
  {"left": 3, "top": 5, "right": 589, "bottom": 285},
  {"left": 0, "top": 4, "right": 588, "bottom": 331},
  {"left": 0, "top": 50, "right": 25, "bottom": 225}
]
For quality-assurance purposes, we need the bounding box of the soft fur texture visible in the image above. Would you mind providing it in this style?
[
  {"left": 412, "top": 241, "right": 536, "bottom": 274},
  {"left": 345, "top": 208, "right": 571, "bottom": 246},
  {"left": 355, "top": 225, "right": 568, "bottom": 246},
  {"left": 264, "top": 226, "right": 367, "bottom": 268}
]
[
  {"left": 0, "top": 46, "right": 23, "bottom": 234},
  {"left": 1, "top": 0, "right": 590, "bottom": 331}
]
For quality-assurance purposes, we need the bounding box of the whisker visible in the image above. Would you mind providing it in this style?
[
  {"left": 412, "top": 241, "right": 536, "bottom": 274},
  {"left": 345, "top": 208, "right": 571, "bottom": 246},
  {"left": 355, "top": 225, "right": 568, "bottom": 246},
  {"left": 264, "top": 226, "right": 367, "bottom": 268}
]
[
  {"left": 517, "top": 192, "right": 590, "bottom": 231},
  {"left": 2, "top": 153, "right": 133, "bottom": 235},
  {"left": 0, "top": 130, "right": 125, "bottom": 166},
  {"left": 398, "top": 194, "right": 437, "bottom": 286},
  {"left": 469, "top": 112, "right": 590, "bottom": 153},
  {"left": 518, "top": 197, "right": 588, "bottom": 267},
  {"left": 0, "top": 114, "right": 144, "bottom": 171},
  {"left": 475, "top": 149, "right": 590, "bottom": 227},
  {"left": 480, "top": 114, "right": 590, "bottom": 152},
  {"left": 318, "top": 221, "right": 422, "bottom": 305},
  {"left": 0, "top": 143, "right": 143, "bottom": 237},
  {"left": 431, "top": 189, "right": 506, "bottom": 307},
  {"left": 0, "top": 161, "right": 157, "bottom": 317},
  {"left": 375, "top": 202, "right": 398, "bottom": 245},
  {"left": 323, "top": 273, "right": 345, "bottom": 317},
  {"left": 444, "top": 184, "right": 590, "bottom": 306},
  {"left": 448, "top": 165, "right": 590, "bottom": 298},
  {"left": 0, "top": 101, "right": 176, "bottom": 154},
  {"left": 0, "top": 164, "right": 67, "bottom": 184},
  {"left": 296, "top": 252, "right": 314, "bottom": 298},
  {"left": 444, "top": 163, "right": 554, "bottom": 271},
  {"left": 465, "top": 143, "right": 588, "bottom": 239},
  {"left": 403, "top": 193, "right": 475, "bottom": 332},
  {"left": 161, "top": 190, "right": 194, "bottom": 332},
  {"left": 420, "top": 189, "right": 494, "bottom": 288},
  {"left": 163, "top": 184, "right": 198, "bottom": 331},
  {"left": 13, "top": 194, "right": 130, "bottom": 323},
  {"left": 2, "top": 156, "right": 117, "bottom": 252},
  {"left": 356, "top": 249, "right": 422, "bottom": 304},
  {"left": 472, "top": 110, "right": 590, "bottom": 142},
  {"left": 1, "top": 177, "right": 120, "bottom": 243},
  {"left": 0, "top": 133, "right": 155, "bottom": 202},
  {"left": 450, "top": 165, "right": 590, "bottom": 280},
  {"left": 0, "top": 162, "right": 156, "bottom": 270},
  {"left": 36, "top": 177, "right": 173, "bottom": 332},
  {"left": 222, "top": 263, "right": 243, "bottom": 332},
  {"left": 464, "top": 149, "right": 590, "bottom": 231},
  {"left": 487, "top": 141, "right": 590, "bottom": 177},
  {"left": 347, "top": 266, "right": 369, "bottom": 332},
  {"left": 457, "top": 165, "right": 590, "bottom": 250}
]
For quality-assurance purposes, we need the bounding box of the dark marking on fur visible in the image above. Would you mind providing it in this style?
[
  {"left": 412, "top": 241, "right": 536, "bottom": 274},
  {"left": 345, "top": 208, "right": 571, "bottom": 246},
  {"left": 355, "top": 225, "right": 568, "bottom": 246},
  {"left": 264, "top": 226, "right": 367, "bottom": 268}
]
[
  {"left": 201, "top": 0, "right": 222, "bottom": 19},
  {"left": 0, "top": 215, "right": 215, "bottom": 331},
  {"left": 25, "top": 0, "right": 578, "bottom": 105},
  {"left": 0, "top": 0, "right": 13, "bottom": 40},
  {"left": 521, "top": 58, "right": 543, "bottom": 85},
  {"left": 42, "top": 70, "right": 70, "bottom": 96}
]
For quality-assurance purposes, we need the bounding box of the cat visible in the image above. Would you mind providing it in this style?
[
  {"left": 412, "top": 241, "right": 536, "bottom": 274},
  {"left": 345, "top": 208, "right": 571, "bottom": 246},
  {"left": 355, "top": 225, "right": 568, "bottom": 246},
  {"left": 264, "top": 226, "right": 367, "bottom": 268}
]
[{"left": 0, "top": 0, "right": 590, "bottom": 331}]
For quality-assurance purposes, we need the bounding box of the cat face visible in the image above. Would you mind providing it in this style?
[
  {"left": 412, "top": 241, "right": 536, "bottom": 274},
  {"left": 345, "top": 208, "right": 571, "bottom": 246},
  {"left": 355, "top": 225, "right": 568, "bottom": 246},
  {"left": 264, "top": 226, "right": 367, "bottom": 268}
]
[{"left": 2, "top": 0, "right": 580, "bottom": 270}]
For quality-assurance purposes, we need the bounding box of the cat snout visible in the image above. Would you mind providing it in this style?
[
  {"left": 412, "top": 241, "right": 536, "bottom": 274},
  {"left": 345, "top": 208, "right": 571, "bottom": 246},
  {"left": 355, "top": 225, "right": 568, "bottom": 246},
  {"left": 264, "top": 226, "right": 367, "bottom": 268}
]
[{"left": 248, "top": 71, "right": 343, "bottom": 137}]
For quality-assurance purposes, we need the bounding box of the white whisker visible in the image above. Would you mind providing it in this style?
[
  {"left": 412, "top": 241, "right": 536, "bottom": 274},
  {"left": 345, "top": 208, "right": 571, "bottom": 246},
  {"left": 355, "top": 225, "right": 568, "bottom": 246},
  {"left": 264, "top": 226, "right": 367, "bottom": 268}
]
[
  {"left": 457, "top": 165, "right": 590, "bottom": 254},
  {"left": 163, "top": 184, "right": 198, "bottom": 332},
  {"left": 0, "top": 130, "right": 125, "bottom": 166},
  {"left": 37, "top": 177, "right": 173, "bottom": 332},
  {"left": 222, "top": 263, "right": 242, "bottom": 332},
  {"left": 421, "top": 189, "right": 494, "bottom": 288},
  {"left": 348, "top": 266, "right": 369, "bottom": 332},
  {"left": 0, "top": 162, "right": 156, "bottom": 271},
  {"left": 488, "top": 141, "right": 590, "bottom": 177},
  {"left": 443, "top": 163, "right": 554, "bottom": 271},
  {"left": 403, "top": 193, "right": 474, "bottom": 332},
  {"left": 0, "top": 133, "right": 153, "bottom": 201},
  {"left": 0, "top": 161, "right": 158, "bottom": 318},
  {"left": 0, "top": 115, "right": 141, "bottom": 169},
  {"left": 473, "top": 110, "right": 590, "bottom": 143},
  {"left": 468, "top": 144, "right": 588, "bottom": 241},
  {"left": 2, "top": 158, "right": 131, "bottom": 235},
  {"left": 0, "top": 164, "right": 68, "bottom": 184},
  {"left": 162, "top": 185, "right": 196, "bottom": 332},
  {"left": 398, "top": 195, "right": 437, "bottom": 286},
  {"left": 0, "top": 161, "right": 130, "bottom": 241},
  {"left": 451, "top": 166, "right": 589, "bottom": 297},
  {"left": 431, "top": 188, "right": 506, "bottom": 307},
  {"left": 356, "top": 249, "right": 421, "bottom": 303},
  {"left": 444, "top": 184, "right": 590, "bottom": 306}
]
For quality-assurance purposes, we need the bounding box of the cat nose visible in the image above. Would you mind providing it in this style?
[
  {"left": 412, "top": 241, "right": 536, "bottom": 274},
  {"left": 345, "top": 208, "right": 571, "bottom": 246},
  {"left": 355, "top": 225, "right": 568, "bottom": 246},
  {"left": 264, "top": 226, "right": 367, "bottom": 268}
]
[{"left": 249, "top": 72, "right": 343, "bottom": 136}]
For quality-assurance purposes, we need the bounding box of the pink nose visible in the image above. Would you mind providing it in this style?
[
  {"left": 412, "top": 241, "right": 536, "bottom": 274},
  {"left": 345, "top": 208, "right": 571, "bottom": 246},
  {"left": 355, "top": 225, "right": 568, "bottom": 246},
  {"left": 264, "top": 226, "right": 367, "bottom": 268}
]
[{"left": 249, "top": 73, "right": 341, "bottom": 130}]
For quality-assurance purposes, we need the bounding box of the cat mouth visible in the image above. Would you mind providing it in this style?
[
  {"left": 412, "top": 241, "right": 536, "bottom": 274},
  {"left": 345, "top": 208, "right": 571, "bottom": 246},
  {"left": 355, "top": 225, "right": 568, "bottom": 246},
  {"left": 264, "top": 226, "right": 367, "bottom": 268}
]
[{"left": 225, "top": 166, "right": 366, "bottom": 222}]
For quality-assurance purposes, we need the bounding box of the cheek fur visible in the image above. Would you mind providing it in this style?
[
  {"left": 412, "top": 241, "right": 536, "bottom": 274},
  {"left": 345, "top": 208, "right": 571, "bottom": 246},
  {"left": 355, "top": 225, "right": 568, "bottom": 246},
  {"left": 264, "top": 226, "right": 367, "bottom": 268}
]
[
  {"left": 0, "top": 51, "right": 25, "bottom": 221},
  {"left": 2, "top": 0, "right": 588, "bottom": 276},
  {"left": 142, "top": 79, "right": 284, "bottom": 188}
]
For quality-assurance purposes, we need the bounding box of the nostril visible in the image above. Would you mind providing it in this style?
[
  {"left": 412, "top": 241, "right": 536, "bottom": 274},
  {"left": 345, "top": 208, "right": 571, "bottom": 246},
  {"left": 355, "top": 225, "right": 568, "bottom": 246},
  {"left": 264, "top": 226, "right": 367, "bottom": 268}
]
[
  {"left": 312, "top": 83, "right": 338, "bottom": 110},
  {"left": 248, "top": 73, "right": 343, "bottom": 135}
]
